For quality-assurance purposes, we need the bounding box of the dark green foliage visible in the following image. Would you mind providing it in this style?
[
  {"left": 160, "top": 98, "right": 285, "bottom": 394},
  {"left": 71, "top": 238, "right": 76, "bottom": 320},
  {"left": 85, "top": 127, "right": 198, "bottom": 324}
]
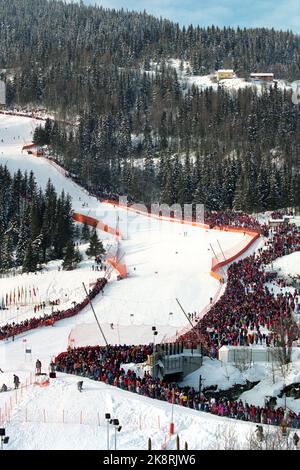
[
  {"left": 22, "top": 237, "right": 42, "bottom": 273},
  {"left": 62, "top": 241, "right": 82, "bottom": 271},
  {"left": 0, "top": 165, "right": 75, "bottom": 273},
  {"left": 30, "top": 71, "right": 298, "bottom": 213},
  {"left": 86, "top": 230, "right": 105, "bottom": 258},
  {"left": 1, "top": 0, "right": 299, "bottom": 112},
  {"left": 0, "top": 0, "right": 299, "bottom": 212},
  {"left": 81, "top": 222, "right": 90, "bottom": 242}
]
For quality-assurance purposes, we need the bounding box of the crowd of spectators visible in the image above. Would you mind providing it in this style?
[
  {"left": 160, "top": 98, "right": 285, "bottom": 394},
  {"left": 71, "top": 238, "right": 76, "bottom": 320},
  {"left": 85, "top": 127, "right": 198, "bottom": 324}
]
[
  {"left": 1, "top": 180, "right": 300, "bottom": 429},
  {"left": 204, "top": 210, "right": 263, "bottom": 232},
  {"left": 271, "top": 210, "right": 295, "bottom": 219},
  {"left": 54, "top": 217, "right": 299, "bottom": 432},
  {"left": 178, "top": 224, "right": 300, "bottom": 354},
  {"left": 33, "top": 302, "right": 46, "bottom": 314},
  {"left": 0, "top": 278, "right": 107, "bottom": 340},
  {"left": 54, "top": 344, "right": 300, "bottom": 429}
]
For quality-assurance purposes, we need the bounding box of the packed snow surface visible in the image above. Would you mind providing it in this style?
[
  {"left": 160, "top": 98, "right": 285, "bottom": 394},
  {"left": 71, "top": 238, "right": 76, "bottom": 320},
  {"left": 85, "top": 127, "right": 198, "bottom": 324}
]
[
  {"left": 0, "top": 113, "right": 270, "bottom": 450},
  {"left": 2, "top": 372, "right": 262, "bottom": 450},
  {"left": 271, "top": 252, "right": 300, "bottom": 278},
  {"left": 0, "top": 113, "right": 251, "bottom": 344}
]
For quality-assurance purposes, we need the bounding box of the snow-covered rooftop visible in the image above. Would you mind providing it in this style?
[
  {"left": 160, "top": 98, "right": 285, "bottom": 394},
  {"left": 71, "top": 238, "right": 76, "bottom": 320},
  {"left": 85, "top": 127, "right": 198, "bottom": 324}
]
[{"left": 250, "top": 73, "right": 274, "bottom": 77}]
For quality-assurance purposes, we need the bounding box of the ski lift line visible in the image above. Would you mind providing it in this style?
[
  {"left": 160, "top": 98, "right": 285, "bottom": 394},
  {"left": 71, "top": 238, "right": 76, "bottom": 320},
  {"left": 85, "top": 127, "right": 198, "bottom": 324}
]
[
  {"left": 176, "top": 297, "right": 205, "bottom": 346},
  {"left": 159, "top": 333, "right": 168, "bottom": 345},
  {"left": 82, "top": 282, "right": 108, "bottom": 346},
  {"left": 210, "top": 242, "right": 227, "bottom": 279},
  {"left": 217, "top": 239, "right": 226, "bottom": 261},
  {"left": 176, "top": 298, "right": 194, "bottom": 331}
]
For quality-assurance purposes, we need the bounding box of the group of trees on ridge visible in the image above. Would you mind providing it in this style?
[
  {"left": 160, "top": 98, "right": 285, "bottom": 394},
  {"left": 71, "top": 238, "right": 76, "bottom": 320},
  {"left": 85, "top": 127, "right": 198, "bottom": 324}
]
[
  {"left": 0, "top": 165, "right": 105, "bottom": 273},
  {"left": 1, "top": 0, "right": 299, "bottom": 213},
  {"left": 33, "top": 83, "right": 300, "bottom": 213}
]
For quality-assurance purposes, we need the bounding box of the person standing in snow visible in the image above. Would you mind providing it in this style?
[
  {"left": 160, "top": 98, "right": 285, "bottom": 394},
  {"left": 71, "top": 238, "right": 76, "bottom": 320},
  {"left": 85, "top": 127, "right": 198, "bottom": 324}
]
[
  {"left": 13, "top": 374, "right": 20, "bottom": 389},
  {"left": 36, "top": 359, "right": 42, "bottom": 375},
  {"left": 77, "top": 380, "right": 83, "bottom": 392}
]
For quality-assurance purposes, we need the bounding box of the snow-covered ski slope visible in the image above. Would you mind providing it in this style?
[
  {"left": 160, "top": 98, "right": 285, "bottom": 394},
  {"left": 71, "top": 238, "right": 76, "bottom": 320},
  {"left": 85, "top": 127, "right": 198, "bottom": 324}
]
[
  {"left": 0, "top": 113, "right": 254, "bottom": 344},
  {"left": 0, "top": 114, "right": 262, "bottom": 449},
  {"left": 2, "top": 372, "right": 261, "bottom": 450},
  {"left": 0, "top": 115, "right": 94, "bottom": 211},
  {"left": 0, "top": 244, "right": 114, "bottom": 328}
]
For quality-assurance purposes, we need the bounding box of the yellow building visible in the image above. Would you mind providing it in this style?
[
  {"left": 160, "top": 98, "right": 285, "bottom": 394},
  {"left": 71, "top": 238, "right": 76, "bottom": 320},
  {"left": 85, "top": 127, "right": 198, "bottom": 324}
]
[{"left": 216, "top": 69, "right": 235, "bottom": 81}]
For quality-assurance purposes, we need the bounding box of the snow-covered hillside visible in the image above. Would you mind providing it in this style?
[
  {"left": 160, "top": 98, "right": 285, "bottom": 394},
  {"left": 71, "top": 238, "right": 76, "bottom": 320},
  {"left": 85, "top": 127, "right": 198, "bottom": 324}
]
[
  {"left": 271, "top": 252, "right": 300, "bottom": 279},
  {"left": 0, "top": 115, "right": 95, "bottom": 212},
  {"left": 181, "top": 357, "right": 300, "bottom": 415},
  {"left": 3, "top": 372, "right": 261, "bottom": 451},
  {"left": 150, "top": 59, "right": 294, "bottom": 94},
  {"left": 0, "top": 241, "right": 114, "bottom": 328},
  {"left": 0, "top": 113, "right": 252, "bottom": 344},
  {"left": 0, "top": 113, "right": 278, "bottom": 450}
]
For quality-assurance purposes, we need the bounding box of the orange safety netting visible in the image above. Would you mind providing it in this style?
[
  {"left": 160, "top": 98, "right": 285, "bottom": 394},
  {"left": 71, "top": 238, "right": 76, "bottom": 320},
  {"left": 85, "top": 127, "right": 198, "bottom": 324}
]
[
  {"left": 34, "top": 377, "right": 50, "bottom": 387},
  {"left": 22, "top": 143, "right": 36, "bottom": 151},
  {"left": 34, "top": 380, "right": 50, "bottom": 387},
  {"left": 107, "top": 258, "right": 127, "bottom": 279},
  {"left": 210, "top": 229, "right": 260, "bottom": 281},
  {"left": 73, "top": 212, "right": 122, "bottom": 239},
  {"left": 73, "top": 212, "right": 126, "bottom": 278}
]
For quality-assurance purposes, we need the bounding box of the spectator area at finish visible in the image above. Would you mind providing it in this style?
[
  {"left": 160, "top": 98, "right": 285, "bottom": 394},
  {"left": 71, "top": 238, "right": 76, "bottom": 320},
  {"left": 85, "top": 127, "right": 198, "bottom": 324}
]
[{"left": 53, "top": 218, "right": 300, "bottom": 430}]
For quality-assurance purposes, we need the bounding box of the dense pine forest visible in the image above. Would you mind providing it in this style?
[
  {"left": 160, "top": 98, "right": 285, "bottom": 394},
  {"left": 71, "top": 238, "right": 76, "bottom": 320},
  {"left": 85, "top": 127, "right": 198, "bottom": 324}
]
[
  {"left": 0, "top": 165, "right": 75, "bottom": 273},
  {"left": 1, "top": 0, "right": 300, "bottom": 211}
]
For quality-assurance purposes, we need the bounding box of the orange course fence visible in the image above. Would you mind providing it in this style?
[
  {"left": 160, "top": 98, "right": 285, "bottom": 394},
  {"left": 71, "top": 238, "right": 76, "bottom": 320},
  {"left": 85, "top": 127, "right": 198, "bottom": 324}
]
[
  {"left": 21, "top": 143, "right": 36, "bottom": 151},
  {"left": 106, "top": 258, "right": 127, "bottom": 280},
  {"left": 210, "top": 227, "right": 260, "bottom": 282},
  {"left": 164, "top": 227, "right": 260, "bottom": 343},
  {"left": 0, "top": 110, "right": 45, "bottom": 121},
  {"left": 73, "top": 212, "right": 122, "bottom": 239},
  {"left": 0, "top": 110, "right": 73, "bottom": 125},
  {"left": 73, "top": 212, "right": 127, "bottom": 279}
]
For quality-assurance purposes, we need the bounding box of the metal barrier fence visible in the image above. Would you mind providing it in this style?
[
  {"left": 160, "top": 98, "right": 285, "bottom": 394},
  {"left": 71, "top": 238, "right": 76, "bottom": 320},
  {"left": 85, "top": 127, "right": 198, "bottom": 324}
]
[
  {"left": 5, "top": 405, "right": 163, "bottom": 431},
  {"left": 0, "top": 373, "right": 34, "bottom": 426}
]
